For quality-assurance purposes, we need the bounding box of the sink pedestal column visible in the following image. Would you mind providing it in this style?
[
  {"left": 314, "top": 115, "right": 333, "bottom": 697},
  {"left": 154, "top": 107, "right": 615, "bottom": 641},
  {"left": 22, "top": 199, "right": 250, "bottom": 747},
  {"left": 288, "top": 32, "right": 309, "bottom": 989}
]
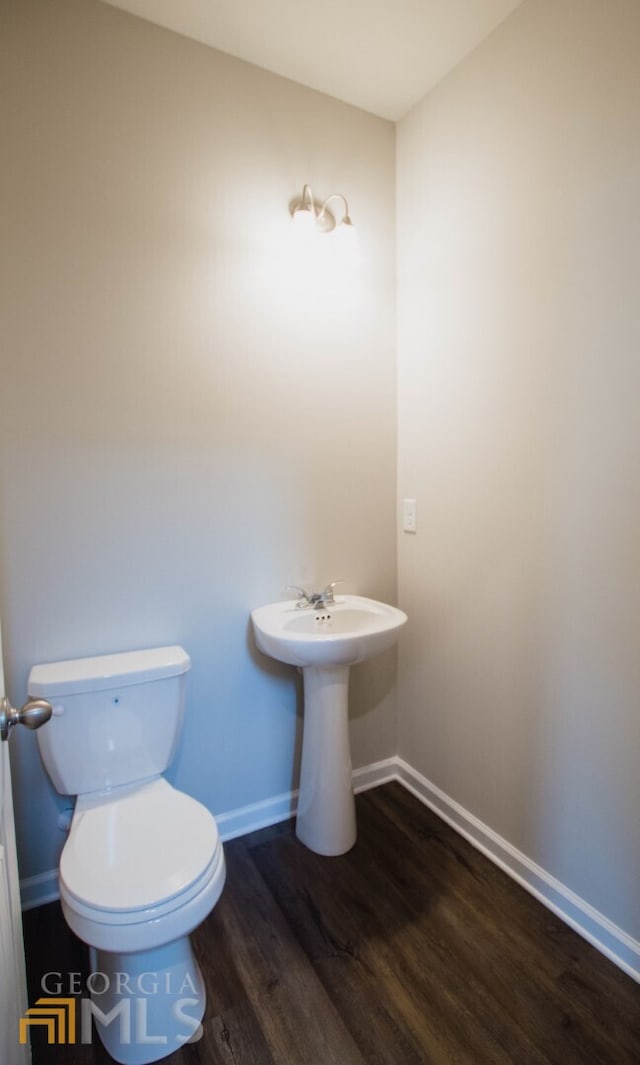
[{"left": 296, "top": 664, "right": 356, "bottom": 856}]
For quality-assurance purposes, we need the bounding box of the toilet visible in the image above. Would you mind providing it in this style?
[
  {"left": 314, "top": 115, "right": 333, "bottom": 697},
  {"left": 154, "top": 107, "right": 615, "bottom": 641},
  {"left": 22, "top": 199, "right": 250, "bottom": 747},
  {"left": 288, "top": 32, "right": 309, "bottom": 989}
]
[{"left": 28, "top": 645, "right": 226, "bottom": 1065}]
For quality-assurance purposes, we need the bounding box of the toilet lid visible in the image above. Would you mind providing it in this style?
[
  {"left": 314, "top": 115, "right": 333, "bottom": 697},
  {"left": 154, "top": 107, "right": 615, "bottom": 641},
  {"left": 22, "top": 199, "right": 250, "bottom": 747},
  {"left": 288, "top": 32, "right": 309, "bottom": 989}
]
[{"left": 60, "top": 778, "right": 220, "bottom": 913}]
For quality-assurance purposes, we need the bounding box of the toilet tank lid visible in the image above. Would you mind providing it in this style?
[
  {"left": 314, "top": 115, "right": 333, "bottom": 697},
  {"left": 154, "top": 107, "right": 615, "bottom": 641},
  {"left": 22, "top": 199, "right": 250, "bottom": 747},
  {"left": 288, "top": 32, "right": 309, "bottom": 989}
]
[{"left": 28, "top": 645, "right": 191, "bottom": 697}]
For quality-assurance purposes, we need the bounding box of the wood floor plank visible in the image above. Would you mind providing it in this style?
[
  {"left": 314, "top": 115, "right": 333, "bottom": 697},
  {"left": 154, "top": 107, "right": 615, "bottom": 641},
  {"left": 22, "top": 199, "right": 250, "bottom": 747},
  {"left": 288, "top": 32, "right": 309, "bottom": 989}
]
[
  {"left": 186, "top": 1005, "right": 277, "bottom": 1065},
  {"left": 206, "top": 840, "right": 366, "bottom": 1065},
  {"left": 251, "top": 825, "right": 539, "bottom": 1064}
]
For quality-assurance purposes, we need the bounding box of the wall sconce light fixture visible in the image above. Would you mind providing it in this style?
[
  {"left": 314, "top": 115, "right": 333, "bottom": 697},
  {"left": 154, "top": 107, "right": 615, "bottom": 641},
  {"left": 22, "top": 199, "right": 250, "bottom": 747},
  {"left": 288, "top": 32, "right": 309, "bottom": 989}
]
[{"left": 290, "top": 184, "right": 360, "bottom": 260}]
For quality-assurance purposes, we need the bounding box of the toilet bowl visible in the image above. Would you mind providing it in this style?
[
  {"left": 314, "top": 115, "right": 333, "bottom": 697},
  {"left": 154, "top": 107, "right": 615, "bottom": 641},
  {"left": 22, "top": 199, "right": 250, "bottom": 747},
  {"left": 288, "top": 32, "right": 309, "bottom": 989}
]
[{"left": 29, "top": 646, "right": 226, "bottom": 1065}]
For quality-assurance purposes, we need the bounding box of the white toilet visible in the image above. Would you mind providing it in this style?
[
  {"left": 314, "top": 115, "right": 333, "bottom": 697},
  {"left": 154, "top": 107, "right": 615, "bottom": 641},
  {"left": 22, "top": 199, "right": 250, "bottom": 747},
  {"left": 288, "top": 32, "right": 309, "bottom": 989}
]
[{"left": 28, "top": 645, "right": 226, "bottom": 1065}]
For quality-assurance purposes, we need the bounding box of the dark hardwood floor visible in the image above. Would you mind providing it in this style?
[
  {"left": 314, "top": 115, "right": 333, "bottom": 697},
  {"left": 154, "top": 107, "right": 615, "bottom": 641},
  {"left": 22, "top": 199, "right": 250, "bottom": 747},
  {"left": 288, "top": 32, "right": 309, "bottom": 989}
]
[{"left": 22, "top": 782, "right": 640, "bottom": 1064}]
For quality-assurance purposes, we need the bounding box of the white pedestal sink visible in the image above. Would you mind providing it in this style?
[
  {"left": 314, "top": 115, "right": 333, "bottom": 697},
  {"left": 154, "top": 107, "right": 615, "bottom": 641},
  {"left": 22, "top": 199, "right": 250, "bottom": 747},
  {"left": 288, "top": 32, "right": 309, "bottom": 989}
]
[{"left": 251, "top": 595, "right": 407, "bottom": 856}]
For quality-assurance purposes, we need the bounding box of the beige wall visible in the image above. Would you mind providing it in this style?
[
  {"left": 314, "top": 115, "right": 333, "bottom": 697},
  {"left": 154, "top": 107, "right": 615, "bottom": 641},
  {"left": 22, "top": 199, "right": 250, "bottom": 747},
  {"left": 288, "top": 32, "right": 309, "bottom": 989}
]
[
  {"left": 397, "top": 0, "right": 640, "bottom": 938},
  {"left": 4, "top": 0, "right": 639, "bottom": 956},
  {"left": 0, "top": 0, "right": 397, "bottom": 879}
]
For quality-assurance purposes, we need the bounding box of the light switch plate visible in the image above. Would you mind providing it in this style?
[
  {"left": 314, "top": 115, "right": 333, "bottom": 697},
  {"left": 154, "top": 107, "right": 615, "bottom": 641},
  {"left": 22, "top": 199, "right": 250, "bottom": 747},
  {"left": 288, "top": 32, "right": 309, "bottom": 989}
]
[{"left": 403, "top": 498, "right": 417, "bottom": 533}]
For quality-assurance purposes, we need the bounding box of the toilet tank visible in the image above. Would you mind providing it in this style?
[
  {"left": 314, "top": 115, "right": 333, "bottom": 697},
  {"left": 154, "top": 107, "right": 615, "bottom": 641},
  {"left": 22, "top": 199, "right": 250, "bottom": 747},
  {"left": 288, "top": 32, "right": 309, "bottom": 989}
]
[{"left": 28, "top": 646, "right": 191, "bottom": 796}]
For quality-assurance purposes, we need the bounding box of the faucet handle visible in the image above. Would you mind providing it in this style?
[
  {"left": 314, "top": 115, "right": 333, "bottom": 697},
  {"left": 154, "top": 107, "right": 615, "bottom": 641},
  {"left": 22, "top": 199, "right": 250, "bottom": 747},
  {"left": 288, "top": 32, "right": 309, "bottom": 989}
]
[
  {"left": 284, "top": 585, "right": 311, "bottom": 606},
  {"left": 321, "top": 580, "right": 343, "bottom": 603}
]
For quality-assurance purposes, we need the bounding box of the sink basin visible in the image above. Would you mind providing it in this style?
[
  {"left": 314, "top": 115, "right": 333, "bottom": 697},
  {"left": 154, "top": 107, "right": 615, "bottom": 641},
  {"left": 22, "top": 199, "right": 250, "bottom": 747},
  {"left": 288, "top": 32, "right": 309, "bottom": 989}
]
[{"left": 251, "top": 595, "right": 407, "bottom": 669}]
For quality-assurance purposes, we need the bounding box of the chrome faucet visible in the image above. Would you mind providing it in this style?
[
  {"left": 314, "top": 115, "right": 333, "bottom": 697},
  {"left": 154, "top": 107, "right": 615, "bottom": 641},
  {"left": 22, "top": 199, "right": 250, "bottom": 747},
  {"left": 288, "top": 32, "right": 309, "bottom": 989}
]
[{"left": 285, "top": 581, "right": 343, "bottom": 609}]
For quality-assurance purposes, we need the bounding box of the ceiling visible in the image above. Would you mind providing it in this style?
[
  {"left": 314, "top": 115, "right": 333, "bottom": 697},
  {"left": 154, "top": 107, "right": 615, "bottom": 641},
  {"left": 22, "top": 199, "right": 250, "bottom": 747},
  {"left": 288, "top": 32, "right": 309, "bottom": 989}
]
[{"left": 102, "top": 0, "right": 524, "bottom": 120}]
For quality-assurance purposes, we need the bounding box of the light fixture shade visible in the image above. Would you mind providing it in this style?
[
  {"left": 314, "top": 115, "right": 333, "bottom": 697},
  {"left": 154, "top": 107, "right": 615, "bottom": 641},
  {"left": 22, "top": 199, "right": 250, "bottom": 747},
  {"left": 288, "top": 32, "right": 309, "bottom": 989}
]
[
  {"left": 292, "top": 204, "right": 316, "bottom": 232},
  {"left": 333, "top": 217, "right": 362, "bottom": 264}
]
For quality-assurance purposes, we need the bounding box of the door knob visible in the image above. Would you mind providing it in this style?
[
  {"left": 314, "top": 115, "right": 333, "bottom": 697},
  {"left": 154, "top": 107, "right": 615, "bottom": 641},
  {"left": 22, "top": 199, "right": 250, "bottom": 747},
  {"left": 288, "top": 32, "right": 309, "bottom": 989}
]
[{"left": 0, "top": 696, "right": 53, "bottom": 741}]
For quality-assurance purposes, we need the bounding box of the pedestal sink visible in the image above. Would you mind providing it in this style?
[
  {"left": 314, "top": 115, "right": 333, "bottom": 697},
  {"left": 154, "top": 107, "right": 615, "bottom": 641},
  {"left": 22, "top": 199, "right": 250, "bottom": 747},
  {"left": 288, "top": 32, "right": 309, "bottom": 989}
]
[{"left": 251, "top": 595, "right": 407, "bottom": 856}]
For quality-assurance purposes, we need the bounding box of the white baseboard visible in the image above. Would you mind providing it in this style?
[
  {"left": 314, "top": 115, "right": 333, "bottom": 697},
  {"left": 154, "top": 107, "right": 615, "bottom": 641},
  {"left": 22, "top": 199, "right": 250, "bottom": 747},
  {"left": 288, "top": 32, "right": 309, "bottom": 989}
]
[
  {"left": 353, "top": 756, "right": 399, "bottom": 794},
  {"left": 394, "top": 757, "right": 640, "bottom": 984},
  {"left": 215, "top": 788, "right": 298, "bottom": 842},
  {"left": 20, "top": 870, "right": 59, "bottom": 912},
  {"left": 19, "top": 755, "right": 640, "bottom": 984}
]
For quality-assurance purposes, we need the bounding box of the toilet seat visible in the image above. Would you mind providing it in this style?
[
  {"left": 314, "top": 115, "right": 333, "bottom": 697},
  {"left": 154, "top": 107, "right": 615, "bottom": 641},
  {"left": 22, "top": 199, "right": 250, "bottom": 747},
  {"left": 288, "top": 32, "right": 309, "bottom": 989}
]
[
  {"left": 60, "top": 777, "right": 220, "bottom": 913},
  {"left": 59, "top": 777, "right": 226, "bottom": 954}
]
